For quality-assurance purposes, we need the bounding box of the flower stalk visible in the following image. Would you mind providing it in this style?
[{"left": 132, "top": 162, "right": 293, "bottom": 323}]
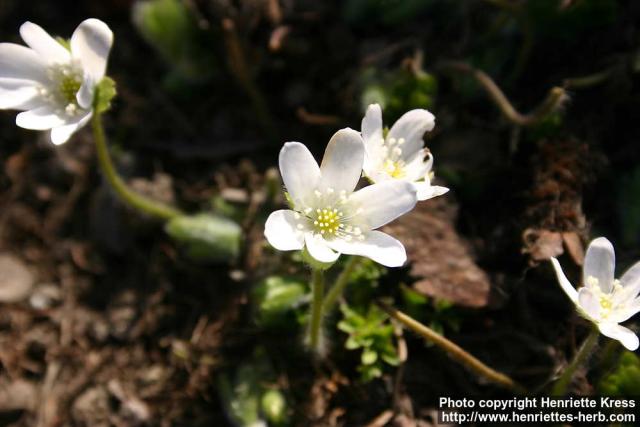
[
  {"left": 552, "top": 327, "right": 600, "bottom": 396},
  {"left": 91, "top": 111, "right": 183, "bottom": 221},
  {"left": 323, "top": 256, "right": 360, "bottom": 312},
  {"left": 308, "top": 268, "right": 325, "bottom": 353},
  {"left": 376, "top": 300, "right": 526, "bottom": 393}
]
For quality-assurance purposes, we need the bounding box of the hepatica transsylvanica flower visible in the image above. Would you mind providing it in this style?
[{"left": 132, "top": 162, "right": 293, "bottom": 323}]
[
  {"left": 361, "top": 103, "right": 449, "bottom": 201},
  {"left": 264, "top": 128, "right": 417, "bottom": 267},
  {"left": 0, "top": 19, "right": 113, "bottom": 144},
  {"left": 551, "top": 237, "right": 640, "bottom": 350}
]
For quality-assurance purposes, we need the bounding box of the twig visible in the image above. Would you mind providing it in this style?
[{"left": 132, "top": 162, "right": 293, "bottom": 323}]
[
  {"left": 441, "top": 61, "right": 567, "bottom": 127},
  {"left": 563, "top": 68, "right": 613, "bottom": 89},
  {"left": 377, "top": 300, "right": 526, "bottom": 393}
]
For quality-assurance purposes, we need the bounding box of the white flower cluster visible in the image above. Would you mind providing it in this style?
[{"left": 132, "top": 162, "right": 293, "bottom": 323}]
[
  {"left": 0, "top": 20, "right": 637, "bottom": 353},
  {"left": 265, "top": 106, "right": 448, "bottom": 268}
]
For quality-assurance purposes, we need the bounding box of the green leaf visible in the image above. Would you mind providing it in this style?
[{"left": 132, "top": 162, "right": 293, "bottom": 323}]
[
  {"left": 252, "top": 276, "right": 306, "bottom": 327},
  {"left": 361, "top": 348, "right": 378, "bottom": 365},
  {"left": 345, "top": 336, "right": 361, "bottom": 350},
  {"left": 165, "top": 214, "right": 242, "bottom": 262}
]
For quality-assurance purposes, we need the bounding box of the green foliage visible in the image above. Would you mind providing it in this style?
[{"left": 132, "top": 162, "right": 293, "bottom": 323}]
[
  {"left": 165, "top": 214, "right": 242, "bottom": 262},
  {"left": 218, "top": 349, "right": 290, "bottom": 427},
  {"left": 132, "top": 0, "right": 217, "bottom": 82},
  {"left": 360, "top": 67, "right": 438, "bottom": 122},
  {"left": 598, "top": 351, "right": 640, "bottom": 396},
  {"left": 344, "top": 0, "right": 434, "bottom": 27},
  {"left": 252, "top": 276, "right": 307, "bottom": 328},
  {"left": 95, "top": 77, "right": 117, "bottom": 114},
  {"left": 340, "top": 257, "right": 385, "bottom": 306},
  {"left": 338, "top": 303, "right": 400, "bottom": 382}
]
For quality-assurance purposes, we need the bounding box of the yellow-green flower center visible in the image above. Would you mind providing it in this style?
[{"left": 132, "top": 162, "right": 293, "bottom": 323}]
[
  {"left": 312, "top": 208, "right": 343, "bottom": 236},
  {"left": 384, "top": 159, "right": 406, "bottom": 178},
  {"left": 59, "top": 74, "right": 82, "bottom": 105}
]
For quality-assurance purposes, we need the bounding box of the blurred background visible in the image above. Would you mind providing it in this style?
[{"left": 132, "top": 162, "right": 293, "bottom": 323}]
[{"left": 0, "top": 0, "right": 639, "bottom": 426}]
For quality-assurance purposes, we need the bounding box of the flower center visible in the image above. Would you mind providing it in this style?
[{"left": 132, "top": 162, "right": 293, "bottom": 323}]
[
  {"left": 59, "top": 74, "right": 82, "bottom": 105},
  {"left": 41, "top": 63, "right": 85, "bottom": 116},
  {"left": 380, "top": 137, "right": 408, "bottom": 179},
  {"left": 384, "top": 159, "right": 406, "bottom": 178},
  {"left": 586, "top": 276, "right": 621, "bottom": 319},
  {"left": 312, "top": 208, "right": 342, "bottom": 236},
  {"left": 292, "top": 187, "right": 366, "bottom": 242}
]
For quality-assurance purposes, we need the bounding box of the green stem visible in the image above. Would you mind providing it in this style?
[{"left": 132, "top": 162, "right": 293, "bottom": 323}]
[
  {"left": 377, "top": 301, "right": 526, "bottom": 393},
  {"left": 552, "top": 327, "right": 600, "bottom": 396},
  {"left": 308, "top": 268, "right": 325, "bottom": 353},
  {"left": 91, "top": 113, "right": 183, "bottom": 221},
  {"left": 323, "top": 256, "right": 360, "bottom": 312}
]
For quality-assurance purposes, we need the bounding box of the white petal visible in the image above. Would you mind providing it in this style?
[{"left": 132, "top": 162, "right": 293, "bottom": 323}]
[
  {"left": 403, "top": 150, "right": 431, "bottom": 182},
  {"left": 328, "top": 230, "right": 406, "bottom": 267},
  {"left": 50, "top": 111, "right": 92, "bottom": 145},
  {"left": 0, "top": 78, "right": 41, "bottom": 109},
  {"left": 305, "top": 233, "right": 339, "bottom": 263},
  {"left": 598, "top": 323, "right": 639, "bottom": 351},
  {"left": 413, "top": 181, "right": 449, "bottom": 201},
  {"left": 584, "top": 237, "right": 615, "bottom": 293},
  {"left": 76, "top": 74, "right": 95, "bottom": 109},
  {"left": 578, "top": 287, "right": 600, "bottom": 320},
  {"left": 620, "top": 260, "right": 640, "bottom": 297},
  {"left": 362, "top": 103, "right": 383, "bottom": 147},
  {"left": 350, "top": 180, "right": 417, "bottom": 229},
  {"left": 608, "top": 301, "right": 640, "bottom": 324},
  {"left": 0, "top": 43, "right": 48, "bottom": 83},
  {"left": 264, "top": 210, "right": 304, "bottom": 251},
  {"left": 20, "top": 22, "right": 71, "bottom": 64},
  {"left": 279, "top": 142, "right": 321, "bottom": 205},
  {"left": 319, "top": 128, "right": 364, "bottom": 193},
  {"left": 71, "top": 19, "right": 113, "bottom": 82},
  {"left": 387, "top": 109, "right": 435, "bottom": 160},
  {"left": 16, "top": 106, "right": 66, "bottom": 130},
  {"left": 550, "top": 258, "right": 578, "bottom": 304}
]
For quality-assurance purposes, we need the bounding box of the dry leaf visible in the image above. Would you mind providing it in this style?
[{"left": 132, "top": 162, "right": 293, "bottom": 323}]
[{"left": 383, "top": 197, "right": 490, "bottom": 308}]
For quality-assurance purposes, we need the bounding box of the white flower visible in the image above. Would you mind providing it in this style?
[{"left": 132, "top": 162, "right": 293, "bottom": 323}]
[
  {"left": 550, "top": 237, "right": 640, "bottom": 351},
  {"left": 361, "top": 103, "right": 449, "bottom": 201},
  {"left": 264, "top": 128, "right": 417, "bottom": 267},
  {"left": 0, "top": 19, "right": 113, "bottom": 145}
]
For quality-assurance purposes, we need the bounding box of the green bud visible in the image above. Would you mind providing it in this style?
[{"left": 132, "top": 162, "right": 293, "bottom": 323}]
[{"left": 165, "top": 214, "right": 242, "bottom": 262}]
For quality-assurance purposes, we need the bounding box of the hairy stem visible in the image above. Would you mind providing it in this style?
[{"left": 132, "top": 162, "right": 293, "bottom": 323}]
[
  {"left": 308, "top": 268, "right": 325, "bottom": 354},
  {"left": 377, "top": 301, "right": 526, "bottom": 393},
  {"left": 323, "top": 256, "right": 360, "bottom": 312},
  {"left": 91, "top": 113, "right": 183, "bottom": 221},
  {"left": 552, "top": 327, "right": 600, "bottom": 396}
]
